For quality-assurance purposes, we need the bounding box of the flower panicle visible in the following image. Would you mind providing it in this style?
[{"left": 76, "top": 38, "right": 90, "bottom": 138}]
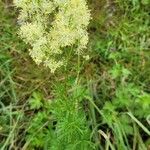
[{"left": 14, "top": 0, "right": 91, "bottom": 73}]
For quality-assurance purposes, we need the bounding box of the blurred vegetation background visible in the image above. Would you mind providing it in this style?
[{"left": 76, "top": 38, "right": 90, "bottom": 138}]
[{"left": 0, "top": 0, "right": 150, "bottom": 149}]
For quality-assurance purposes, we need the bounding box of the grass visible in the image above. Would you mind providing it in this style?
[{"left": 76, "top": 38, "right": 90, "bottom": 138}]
[{"left": 0, "top": 0, "right": 150, "bottom": 149}]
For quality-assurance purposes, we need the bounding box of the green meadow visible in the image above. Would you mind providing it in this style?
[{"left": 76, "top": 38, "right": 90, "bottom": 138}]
[{"left": 0, "top": 0, "right": 150, "bottom": 149}]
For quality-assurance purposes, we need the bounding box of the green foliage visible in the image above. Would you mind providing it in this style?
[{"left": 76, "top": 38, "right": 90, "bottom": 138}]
[
  {"left": 109, "top": 64, "right": 131, "bottom": 79},
  {"left": 50, "top": 98, "right": 94, "bottom": 149},
  {"left": 0, "top": 0, "right": 150, "bottom": 150},
  {"left": 29, "top": 92, "right": 44, "bottom": 109},
  {"left": 26, "top": 85, "right": 95, "bottom": 150}
]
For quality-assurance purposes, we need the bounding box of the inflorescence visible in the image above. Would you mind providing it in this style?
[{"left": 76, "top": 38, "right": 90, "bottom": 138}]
[{"left": 14, "top": 0, "right": 91, "bottom": 73}]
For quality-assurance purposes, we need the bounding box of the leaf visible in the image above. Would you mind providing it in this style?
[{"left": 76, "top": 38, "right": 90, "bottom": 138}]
[
  {"left": 109, "top": 64, "right": 122, "bottom": 79},
  {"left": 29, "top": 92, "right": 43, "bottom": 109}
]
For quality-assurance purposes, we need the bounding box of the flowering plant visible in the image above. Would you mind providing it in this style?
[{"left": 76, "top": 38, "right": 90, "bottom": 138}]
[{"left": 14, "top": 0, "right": 91, "bottom": 73}]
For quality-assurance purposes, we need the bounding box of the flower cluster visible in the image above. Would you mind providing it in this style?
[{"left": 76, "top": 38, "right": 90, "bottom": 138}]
[{"left": 14, "top": 0, "right": 91, "bottom": 73}]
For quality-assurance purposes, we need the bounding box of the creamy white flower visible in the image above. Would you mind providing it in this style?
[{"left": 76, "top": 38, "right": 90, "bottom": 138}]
[{"left": 14, "top": 0, "right": 91, "bottom": 73}]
